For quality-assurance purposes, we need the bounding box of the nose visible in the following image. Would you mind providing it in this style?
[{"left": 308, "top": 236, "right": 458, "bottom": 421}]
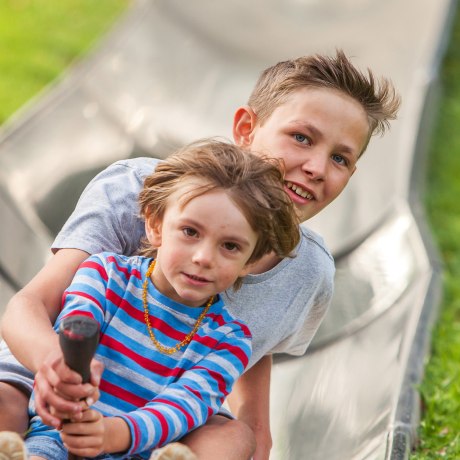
[
  {"left": 301, "top": 152, "right": 328, "bottom": 181},
  {"left": 191, "top": 243, "right": 214, "bottom": 267}
]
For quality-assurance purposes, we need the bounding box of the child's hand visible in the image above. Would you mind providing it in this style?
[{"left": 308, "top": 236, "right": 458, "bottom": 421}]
[
  {"left": 34, "top": 351, "right": 103, "bottom": 428},
  {"left": 60, "top": 408, "right": 106, "bottom": 458}
]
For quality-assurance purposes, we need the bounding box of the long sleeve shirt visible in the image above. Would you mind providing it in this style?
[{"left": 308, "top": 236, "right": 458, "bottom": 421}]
[{"left": 27, "top": 252, "right": 252, "bottom": 459}]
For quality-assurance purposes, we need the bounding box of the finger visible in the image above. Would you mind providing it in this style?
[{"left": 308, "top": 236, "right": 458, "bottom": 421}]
[
  {"left": 61, "top": 409, "right": 102, "bottom": 431},
  {"left": 44, "top": 351, "right": 82, "bottom": 385},
  {"left": 34, "top": 377, "right": 82, "bottom": 426},
  {"left": 34, "top": 391, "right": 62, "bottom": 429},
  {"left": 36, "top": 380, "right": 82, "bottom": 415},
  {"left": 90, "top": 359, "right": 104, "bottom": 387},
  {"left": 60, "top": 410, "right": 104, "bottom": 457},
  {"left": 61, "top": 434, "right": 103, "bottom": 459},
  {"left": 84, "top": 386, "right": 100, "bottom": 407},
  {"left": 53, "top": 381, "right": 94, "bottom": 402}
]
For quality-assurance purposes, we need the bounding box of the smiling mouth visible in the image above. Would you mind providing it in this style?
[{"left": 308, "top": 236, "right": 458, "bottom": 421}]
[
  {"left": 286, "top": 181, "right": 313, "bottom": 200},
  {"left": 187, "top": 273, "right": 209, "bottom": 283}
]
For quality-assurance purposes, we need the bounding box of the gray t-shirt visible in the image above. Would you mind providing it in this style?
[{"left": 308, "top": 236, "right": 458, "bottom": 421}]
[{"left": 53, "top": 157, "right": 335, "bottom": 368}]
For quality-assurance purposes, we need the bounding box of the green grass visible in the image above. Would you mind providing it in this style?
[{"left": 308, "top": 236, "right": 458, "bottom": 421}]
[
  {"left": 411, "top": 4, "right": 460, "bottom": 459},
  {"left": 0, "top": 0, "right": 129, "bottom": 124}
]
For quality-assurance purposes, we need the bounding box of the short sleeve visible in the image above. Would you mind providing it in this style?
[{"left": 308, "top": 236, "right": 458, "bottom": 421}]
[{"left": 52, "top": 158, "right": 160, "bottom": 256}]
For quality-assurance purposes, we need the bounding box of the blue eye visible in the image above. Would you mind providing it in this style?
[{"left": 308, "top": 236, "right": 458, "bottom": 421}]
[
  {"left": 294, "top": 134, "right": 311, "bottom": 145},
  {"left": 332, "top": 154, "right": 347, "bottom": 166}
]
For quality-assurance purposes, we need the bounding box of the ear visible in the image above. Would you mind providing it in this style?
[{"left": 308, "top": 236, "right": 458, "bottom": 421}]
[
  {"left": 233, "top": 106, "right": 258, "bottom": 147},
  {"left": 145, "top": 217, "right": 162, "bottom": 248}
]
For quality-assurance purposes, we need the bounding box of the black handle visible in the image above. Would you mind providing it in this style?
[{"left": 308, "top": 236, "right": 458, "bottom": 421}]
[
  {"left": 59, "top": 315, "right": 100, "bottom": 460},
  {"left": 59, "top": 315, "right": 100, "bottom": 383}
]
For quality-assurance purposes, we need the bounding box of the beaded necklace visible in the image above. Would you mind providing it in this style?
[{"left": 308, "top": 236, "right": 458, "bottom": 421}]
[{"left": 142, "top": 260, "right": 214, "bottom": 355}]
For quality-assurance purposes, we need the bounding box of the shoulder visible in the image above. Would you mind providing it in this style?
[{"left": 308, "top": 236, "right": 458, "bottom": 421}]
[
  {"left": 208, "top": 298, "right": 252, "bottom": 340},
  {"left": 97, "top": 157, "right": 162, "bottom": 184},
  {"left": 84, "top": 252, "right": 147, "bottom": 275},
  {"left": 294, "top": 225, "right": 335, "bottom": 276},
  {"left": 298, "top": 225, "right": 334, "bottom": 262}
]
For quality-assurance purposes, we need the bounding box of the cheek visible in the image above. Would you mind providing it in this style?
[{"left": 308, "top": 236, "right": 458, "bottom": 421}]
[
  {"left": 218, "top": 260, "right": 246, "bottom": 281},
  {"left": 158, "top": 243, "right": 183, "bottom": 268},
  {"left": 329, "top": 174, "right": 352, "bottom": 198}
]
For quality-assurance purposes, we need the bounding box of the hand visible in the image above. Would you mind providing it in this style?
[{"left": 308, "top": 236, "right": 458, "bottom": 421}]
[
  {"left": 34, "top": 350, "right": 103, "bottom": 428},
  {"left": 60, "top": 408, "right": 105, "bottom": 458}
]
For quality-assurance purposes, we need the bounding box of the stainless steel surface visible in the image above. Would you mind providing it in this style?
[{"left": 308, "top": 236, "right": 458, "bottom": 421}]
[
  {"left": 0, "top": 0, "right": 453, "bottom": 457},
  {"left": 271, "top": 203, "right": 434, "bottom": 459}
]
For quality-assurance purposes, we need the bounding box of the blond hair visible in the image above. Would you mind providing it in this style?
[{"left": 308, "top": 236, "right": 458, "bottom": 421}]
[
  {"left": 138, "top": 139, "right": 300, "bottom": 288},
  {"left": 249, "top": 49, "right": 401, "bottom": 152}
]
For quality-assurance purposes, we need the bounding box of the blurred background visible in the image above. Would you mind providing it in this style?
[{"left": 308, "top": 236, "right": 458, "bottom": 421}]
[{"left": 0, "top": 0, "right": 459, "bottom": 458}]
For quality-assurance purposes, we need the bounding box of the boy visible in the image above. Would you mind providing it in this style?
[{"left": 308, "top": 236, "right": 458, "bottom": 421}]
[
  {"left": 24, "top": 139, "right": 300, "bottom": 459},
  {"left": 0, "top": 50, "right": 400, "bottom": 459}
]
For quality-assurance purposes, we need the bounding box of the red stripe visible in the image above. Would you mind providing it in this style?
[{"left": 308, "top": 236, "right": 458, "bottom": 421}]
[
  {"left": 208, "top": 312, "right": 225, "bottom": 326},
  {"left": 64, "top": 290, "right": 104, "bottom": 315},
  {"left": 61, "top": 310, "right": 96, "bottom": 322},
  {"left": 99, "top": 379, "right": 148, "bottom": 407},
  {"left": 184, "top": 385, "right": 202, "bottom": 401},
  {"left": 155, "top": 398, "right": 195, "bottom": 430},
  {"left": 123, "top": 414, "right": 141, "bottom": 452},
  {"left": 207, "top": 313, "right": 251, "bottom": 337},
  {"left": 105, "top": 289, "right": 143, "bottom": 320},
  {"left": 144, "top": 408, "right": 169, "bottom": 445},
  {"left": 80, "top": 259, "right": 108, "bottom": 281},
  {"left": 215, "top": 341, "right": 249, "bottom": 368},
  {"left": 234, "top": 320, "right": 251, "bottom": 337},
  {"left": 193, "top": 366, "right": 228, "bottom": 397},
  {"left": 99, "top": 335, "right": 183, "bottom": 378},
  {"left": 107, "top": 286, "right": 199, "bottom": 343},
  {"left": 194, "top": 334, "right": 249, "bottom": 368},
  {"left": 106, "top": 255, "right": 142, "bottom": 281}
]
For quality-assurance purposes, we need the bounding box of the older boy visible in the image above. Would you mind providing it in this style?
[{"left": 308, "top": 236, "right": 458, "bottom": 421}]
[{"left": 0, "top": 50, "right": 400, "bottom": 460}]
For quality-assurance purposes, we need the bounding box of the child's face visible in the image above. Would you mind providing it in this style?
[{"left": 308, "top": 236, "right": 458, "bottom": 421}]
[
  {"left": 146, "top": 180, "right": 258, "bottom": 307},
  {"left": 242, "top": 87, "right": 369, "bottom": 222}
]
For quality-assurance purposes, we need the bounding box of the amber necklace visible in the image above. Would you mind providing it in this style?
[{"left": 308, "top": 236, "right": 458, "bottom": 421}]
[{"left": 142, "top": 260, "right": 214, "bottom": 355}]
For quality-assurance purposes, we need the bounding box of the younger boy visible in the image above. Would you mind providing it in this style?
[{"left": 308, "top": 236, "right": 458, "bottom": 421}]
[
  {"left": 0, "top": 50, "right": 400, "bottom": 459},
  {"left": 22, "top": 139, "right": 299, "bottom": 459}
]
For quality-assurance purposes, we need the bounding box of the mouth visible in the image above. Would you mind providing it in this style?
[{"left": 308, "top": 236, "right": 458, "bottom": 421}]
[
  {"left": 185, "top": 273, "right": 210, "bottom": 283},
  {"left": 286, "top": 181, "right": 314, "bottom": 200}
]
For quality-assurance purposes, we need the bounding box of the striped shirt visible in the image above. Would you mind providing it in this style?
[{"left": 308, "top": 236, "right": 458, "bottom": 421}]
[{"left": 27, "top": 252, "right": 252, "bottom": 459}]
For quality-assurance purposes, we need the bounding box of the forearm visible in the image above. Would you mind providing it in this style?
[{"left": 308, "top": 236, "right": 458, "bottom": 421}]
[
  {"left": 1, "top": 248, "right": 89, "bottom": 373},
  {"left": 103, "top": 416, "right": 132, "bottom": 454},
  {"left": 227, "top": 355, "right": 272, "bottom": 458},
  {"left": 1, "top": 290, "right": 59, "bottom": 372}
]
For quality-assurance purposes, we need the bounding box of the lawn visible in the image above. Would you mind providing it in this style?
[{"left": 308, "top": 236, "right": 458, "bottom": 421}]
[
  {"left": 0, "top": 0, "right": 128, "bottom": 125},
  {"left": 410, "top": 3, "right": 460, "bottom": 459}
]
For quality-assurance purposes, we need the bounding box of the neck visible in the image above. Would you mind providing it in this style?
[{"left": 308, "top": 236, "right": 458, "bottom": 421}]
[{"left": 246, "top": 251, "right": 282, "bottom": 275}]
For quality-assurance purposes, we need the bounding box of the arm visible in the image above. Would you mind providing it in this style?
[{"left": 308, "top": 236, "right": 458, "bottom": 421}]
[
  {"left": 118, "top": 327, "right": 252, "bottom": 456},
  {"left": 1, "top": 249, "right": 104, "bottom": 427},
  {"left": 2, "top": 159, "right": 152, "bottom": 370},
  {"left": 1, "top": 248, "right": 89, "bottom": 373},
  {"left": 227, "top": 355, "right": 273, "bottom": 460}
]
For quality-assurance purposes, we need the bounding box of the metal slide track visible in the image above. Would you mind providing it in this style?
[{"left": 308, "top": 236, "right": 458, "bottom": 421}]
[{"left": 0, "top": 0, "right": 455, "bottom": 458}]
